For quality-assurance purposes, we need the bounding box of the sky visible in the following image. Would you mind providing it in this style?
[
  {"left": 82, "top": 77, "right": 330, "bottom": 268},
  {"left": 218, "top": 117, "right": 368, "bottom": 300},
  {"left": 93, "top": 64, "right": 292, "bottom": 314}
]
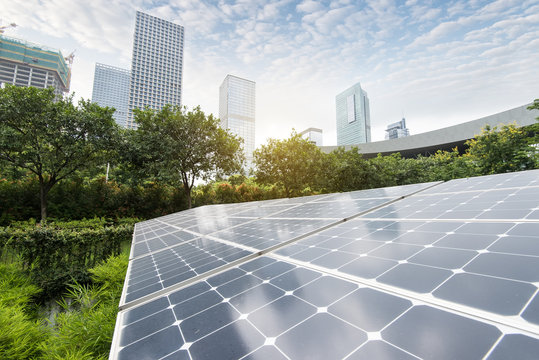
[{"left": 2, "top": 0, "right": 539, "bottom": 146}]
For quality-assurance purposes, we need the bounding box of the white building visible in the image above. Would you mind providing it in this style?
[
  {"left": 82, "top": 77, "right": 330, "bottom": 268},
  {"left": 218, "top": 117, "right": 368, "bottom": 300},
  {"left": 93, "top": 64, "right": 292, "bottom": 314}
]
[
  {"left": 385, "top": 118, "right": 410, "bottom": 140},
  {"left": 91, "top": 63, "right": 130, "bottom": 128},
  {"left": 219, "top": 75, "right": 256, "bottom": 170},
  {"left": 299, "top": 127, "right": 323, "bottom": 146},
  {"left": 127, "top": 11, "right": 184, "bottom": 128}
]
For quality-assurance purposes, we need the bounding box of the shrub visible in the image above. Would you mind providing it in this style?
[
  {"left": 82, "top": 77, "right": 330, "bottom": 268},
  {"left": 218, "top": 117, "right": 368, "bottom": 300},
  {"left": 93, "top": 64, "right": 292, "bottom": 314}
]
[
  {"left": 0, "top": 262, "right": 48, "bottom": 359},
  {"left": 42, "top": 253, "right": 128, "bottom": 360},
  {"left": 0, "top": 176, "right": 188, "bottom": 225},
  {"left": 0, "top": 220, "right": 134, "bottom": 300}
]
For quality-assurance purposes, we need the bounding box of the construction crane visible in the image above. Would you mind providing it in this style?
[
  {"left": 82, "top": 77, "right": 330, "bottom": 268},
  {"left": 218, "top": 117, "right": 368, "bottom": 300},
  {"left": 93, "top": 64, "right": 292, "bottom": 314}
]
[
  {"left": 0, "top": 22, "right": 17, "bottom": 34},
  {"left": 64, "top": 50, "right": 75, "bottom": 66}
]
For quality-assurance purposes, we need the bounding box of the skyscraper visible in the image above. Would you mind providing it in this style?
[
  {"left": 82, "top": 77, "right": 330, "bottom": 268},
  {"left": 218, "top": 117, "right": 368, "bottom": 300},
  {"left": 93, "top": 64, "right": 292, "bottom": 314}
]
[
  {"left": 0, "top": 34, "right": 70, "bottom": 95},
  {"left": 385, "top": 118, "right": 410, "bottom": 140},
  {"left": 91, "top": 63, "right": 130, "bottom": 128},
  {"left": 299, "top": 127, "right": 323, "bottom": 146},
  {"left": 336, "top": 82, "right": 371, "bottom": 146},
  {"left": 127, "top": 11, "right": 184, "bottom": 128},
  {"left": 219, "top": 75, "right": 256, "bottom": 169}
]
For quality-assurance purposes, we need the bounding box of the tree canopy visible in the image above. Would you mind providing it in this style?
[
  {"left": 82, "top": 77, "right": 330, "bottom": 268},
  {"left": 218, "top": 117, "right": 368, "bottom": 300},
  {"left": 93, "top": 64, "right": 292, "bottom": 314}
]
[
  {"left": 0, "top": 85, "right": 118, "bottom": 222},
  {"left": 130, "top": 105, "right": 244, "bottom": 208},
  {"left": 253, "top": 132, "right": 325, "bottom": 197},
  {"left": 465, "top": 123, "right": 537, "bottom": 175}
]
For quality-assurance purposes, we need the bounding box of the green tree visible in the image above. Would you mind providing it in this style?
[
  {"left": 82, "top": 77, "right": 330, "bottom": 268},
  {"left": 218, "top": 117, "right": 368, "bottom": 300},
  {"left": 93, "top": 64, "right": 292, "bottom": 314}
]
[
  {"left": 526, "top": 99, "right": 539, "bottom": 145},
  {"left": 253, "top": 132, "right": 325, "bottom": 197},
  {"left": 465, "top": 123, "right": 537, "bottom": 175},
  {"left": 415, "top": 148, "right": 476, "bottom": 181},
  {"left": 528, "top": 99, "right": 539, "bottom": 115},
  {"left": 324, "top": 147, "right": 375, "bottom": 192},
  {"left": 367, "top": 153, "right": 425, "bottom": 187},
  {"left": 131, "top": 105, "right": 243, "bottom": 208},
  {"left": 0, "top": 86, "right": 118, "bottom": 222}
]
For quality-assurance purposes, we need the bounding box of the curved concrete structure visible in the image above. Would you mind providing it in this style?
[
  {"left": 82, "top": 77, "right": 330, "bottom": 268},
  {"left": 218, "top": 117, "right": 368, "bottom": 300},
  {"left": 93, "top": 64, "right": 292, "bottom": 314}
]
[{"left": 321, "top": 104, "right": 538, "bottom": 158}]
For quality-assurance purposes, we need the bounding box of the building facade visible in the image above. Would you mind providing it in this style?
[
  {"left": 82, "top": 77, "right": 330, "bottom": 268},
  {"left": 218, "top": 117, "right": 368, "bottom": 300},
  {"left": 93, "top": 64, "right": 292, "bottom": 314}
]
[
  {"left": 336, "top": 82, "right": 371, "bottom": 146},
  {"left": 91, "top": 63, "right": 130, "bottom": 128},
  {"left": 0, "top": 35, "right": 70, "bottom": 95},
  {"left": 127, "top": 11, "right": 184, "bottom": 128},
  {"left": 299, "top": 127, "right": 323, "bottom": 146},
  {"left": 322, "top": 103, "right": 538, "bottom": 158},
  {"left": 219, "top": 75, "right": 256, "bottom": 169},
  {"left": 385, "top": 118, "right": 410, "bottom": 140}
]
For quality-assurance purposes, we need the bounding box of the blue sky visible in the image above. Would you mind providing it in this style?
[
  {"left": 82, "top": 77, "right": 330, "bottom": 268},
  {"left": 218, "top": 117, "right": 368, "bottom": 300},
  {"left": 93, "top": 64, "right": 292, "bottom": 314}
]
[{"left": 3, "top": 0, "right": 539, "bottom": 145}]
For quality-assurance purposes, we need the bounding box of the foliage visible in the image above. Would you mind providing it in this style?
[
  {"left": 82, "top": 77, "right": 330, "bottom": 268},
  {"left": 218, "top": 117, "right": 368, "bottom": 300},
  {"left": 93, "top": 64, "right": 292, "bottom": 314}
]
[
  {"left": 528, "top": 99, "right": 539, "bottom": 116},
  {"left": 0, "top": 252, "right": 128, "bottom": 360},
  {"left": 42, "top": 253, "right": 128, "bottom": 360},
  {"left": 129, "top": 105, "right": 244, "bottom": 208},
  {"left": 254, "top": 132, "right": 325, "bottom": 197},
  {"left": 465, "top": 124, "right": 537, "bottom": 175},
  {"left": 192, "top": 177, "right": 284, "bottom": 206},
  {"left": 0, "top": 85, "right": 118, "bottom": 222},
  {"left": 323, "top": 147, "right": 372, "bottom": 192},
  {"left": 0, "top": 176, "right": 186, "bottom": 225},
  {"left": 0, "top": 221, "right": 133, "bottom": 300},
  {"left": 0, "top": 262, "right": 48, "bottom": 360}
]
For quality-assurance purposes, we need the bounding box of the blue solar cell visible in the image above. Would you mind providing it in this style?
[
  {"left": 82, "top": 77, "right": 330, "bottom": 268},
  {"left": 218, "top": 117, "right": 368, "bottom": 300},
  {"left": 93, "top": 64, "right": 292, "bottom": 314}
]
[{"left": 111, "top": 170, "right": 539, "bottom": 359}]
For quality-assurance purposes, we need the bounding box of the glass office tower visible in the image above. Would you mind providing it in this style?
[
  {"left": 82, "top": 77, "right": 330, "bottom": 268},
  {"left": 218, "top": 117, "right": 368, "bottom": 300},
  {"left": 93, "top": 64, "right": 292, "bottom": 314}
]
[
  {"left": 91, "top": 63, "right": 130, "bottom": 128},
  {"left": 219, "top": 75, "right": 256, "bottom": 170},
  {"left": 299, "top": 127, "right": 323, "bottom": 146},
  {"left": 385, "top": 118, "right": 410, "bottom": 140},
  {"left": 336, "top": 82, "right": 371, "bottom": 146},
  {"left": 127, "top": 11, "right": 184, "bottom": 128}
]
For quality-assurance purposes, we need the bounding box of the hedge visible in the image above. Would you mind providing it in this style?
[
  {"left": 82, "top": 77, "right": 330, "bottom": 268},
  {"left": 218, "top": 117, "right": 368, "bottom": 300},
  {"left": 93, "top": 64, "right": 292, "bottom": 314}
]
[{"left": 0, "top": 220, "right": 135, "bottom": 300}]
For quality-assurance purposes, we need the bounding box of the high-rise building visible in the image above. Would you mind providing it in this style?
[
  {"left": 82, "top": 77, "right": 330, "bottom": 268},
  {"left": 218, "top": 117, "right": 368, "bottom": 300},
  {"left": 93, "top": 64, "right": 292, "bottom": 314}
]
[
  {"left": 127, "top": 11, "right": 184, "bottom": 128},
  {"left": 385, "top": 118, "right": 410, "bottom": 140},
  {"left": 219, "top": 75, "right": 256, "bottom": 169},
  {"left": 336, "top": 82, "right": 371, "bottom": 146},
  {"left": 299, "top": 127, "right": 323, "bottom": 146},
  {"left": 91, "top": 63, "right": 130, "bottom": 128},
  {"left": 0, "top": 34, "right": 70, "bottom": 95}
]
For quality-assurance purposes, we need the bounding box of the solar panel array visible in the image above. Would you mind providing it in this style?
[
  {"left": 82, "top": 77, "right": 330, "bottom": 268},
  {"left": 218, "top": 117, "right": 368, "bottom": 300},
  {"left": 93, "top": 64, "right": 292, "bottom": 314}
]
[{"left": 110, "top": 170, "right": 539, "bottom": 359}]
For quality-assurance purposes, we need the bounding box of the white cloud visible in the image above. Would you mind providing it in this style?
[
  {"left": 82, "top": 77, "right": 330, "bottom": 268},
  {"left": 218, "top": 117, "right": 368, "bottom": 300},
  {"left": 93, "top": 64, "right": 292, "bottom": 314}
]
[
  {"left": 407, "top": 20, "right": 461, "bottom": 48},
  {"left": 2, "top": 0, "right": 538, "bottom": 146},
  {"left": 297, "top": 0, "right": 325, "bottom": 13}
]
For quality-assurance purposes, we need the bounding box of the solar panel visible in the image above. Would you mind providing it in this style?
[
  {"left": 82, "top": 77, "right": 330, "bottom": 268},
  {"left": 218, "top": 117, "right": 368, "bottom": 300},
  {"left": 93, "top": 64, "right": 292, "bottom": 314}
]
[{"left": 110, "top": 170, "right": 539, "bottom": 359}]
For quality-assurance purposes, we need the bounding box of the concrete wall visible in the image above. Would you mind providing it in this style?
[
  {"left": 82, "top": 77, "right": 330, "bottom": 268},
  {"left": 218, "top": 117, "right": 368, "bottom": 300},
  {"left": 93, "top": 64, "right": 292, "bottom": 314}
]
[{"left": 321, "top": 104, "right": 538, "bottom": 158}]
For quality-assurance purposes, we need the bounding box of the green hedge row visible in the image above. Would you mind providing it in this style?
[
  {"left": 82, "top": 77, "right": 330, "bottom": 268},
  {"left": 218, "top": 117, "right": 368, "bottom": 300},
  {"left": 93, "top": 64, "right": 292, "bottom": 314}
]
[
  {"left": 0, "top": 220, "right": 135, "bottom": 300},
  {"left": 0, "top": 177, "right": 188, "bottom": 225}
]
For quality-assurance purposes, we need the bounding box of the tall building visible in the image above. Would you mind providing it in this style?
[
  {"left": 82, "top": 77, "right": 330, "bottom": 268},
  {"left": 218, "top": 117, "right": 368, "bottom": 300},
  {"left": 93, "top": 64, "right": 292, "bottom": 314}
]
[
  {"left": 385, "top": 118, "right": 410, "bottom": 140},
  {"left": 127, "top": 11, "right": 184, "bottom": 128},
  {"left": 91, "top": 63, "right": 130, "bottom": 128},
  {"left": 336, "top": 82, "right": 371, "bottom": 146},
  {"left": 219, "top": 75, "right": 256, "bottom": 169},
  {"left": 299, "top": 127, "right": 323, "bottom": 146},
  {"left": 0, "top": 34, "right": 70, "bottom": 95}
]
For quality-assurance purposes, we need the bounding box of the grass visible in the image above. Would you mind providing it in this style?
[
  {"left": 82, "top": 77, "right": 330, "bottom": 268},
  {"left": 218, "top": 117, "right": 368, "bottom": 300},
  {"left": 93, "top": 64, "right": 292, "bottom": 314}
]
[{"left": 0, "top": 249, "right": 129, "bottom": 359}]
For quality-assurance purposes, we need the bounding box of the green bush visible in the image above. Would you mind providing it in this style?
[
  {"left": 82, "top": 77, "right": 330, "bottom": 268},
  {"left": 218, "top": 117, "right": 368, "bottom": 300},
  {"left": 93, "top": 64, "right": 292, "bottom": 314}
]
[
  {"left": 0, "top": 220, "right": 134, "bottom": 300},
  {"left": 0, "top": 262, "right": 48, "bottom": 360},
  {"left": 192, "top": 178, "right": 285, "bottom": 207},
  {"left": 42, "top": 253, "right": 128, "bottom": 360},
  {"left": 0, "top": 176, "right": 188, "bottom": 225},
  {"left": 0, "top": 253, "right": 129, "bottom": 360}
]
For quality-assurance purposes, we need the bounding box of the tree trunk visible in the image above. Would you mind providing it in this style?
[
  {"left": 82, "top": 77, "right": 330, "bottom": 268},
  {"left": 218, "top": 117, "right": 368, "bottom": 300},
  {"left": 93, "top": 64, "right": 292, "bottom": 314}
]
[
  {"left": 183, "top": 182, "right": 192, "bottom": 209},
  {"left": 39, "top": 181, "right": 48, "bottom": 223}
]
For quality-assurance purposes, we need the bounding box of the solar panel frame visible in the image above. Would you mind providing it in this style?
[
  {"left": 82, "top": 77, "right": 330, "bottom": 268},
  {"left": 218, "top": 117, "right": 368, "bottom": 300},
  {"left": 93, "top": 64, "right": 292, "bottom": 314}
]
[
  {"left": 110, "top": 171, "right": 539, "bottom": 359},
  {"left": 111, "top": 255, "right": 539, "bottom": 360}
]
